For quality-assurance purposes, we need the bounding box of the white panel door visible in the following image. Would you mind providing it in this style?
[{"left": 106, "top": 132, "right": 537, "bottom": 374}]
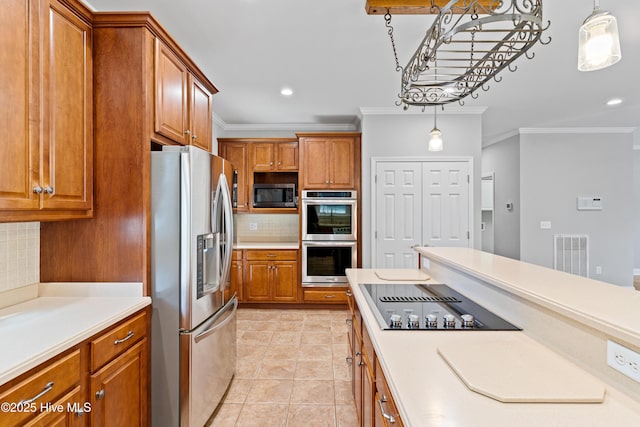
[
  {"left": 373, "top": 160, "right": 471, "bottom": 268},
  {"left": 374, "top": 162, "right": 423, "bottom": 268},
  {"left": 423, "top": 163, "right": 470, "bottom": 247}
]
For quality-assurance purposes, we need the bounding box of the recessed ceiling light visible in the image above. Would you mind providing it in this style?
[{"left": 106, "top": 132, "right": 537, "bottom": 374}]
[
  {"left": 606, "top": 98, "right": 623, "bottom": 106},
  {"left": 280, "top": 88, "right": 293, "bottom": 96}
]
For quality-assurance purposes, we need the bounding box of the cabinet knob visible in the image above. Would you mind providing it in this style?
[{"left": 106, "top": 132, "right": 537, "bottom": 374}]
[
  {"left": 95, "top": 389, "right": 105, "bottom": 400},
  {"left": 44, "top": 186, "right": 54, "bottom": 194},
  {"left": 33, "top": 186, "right": 43, "bottom": 194},
  {"left": 329, "top": 180, "right": 333, "bottom": 184},
  {"left": 277, "top": 161, "right": 281, "bottom": 166},
  {"left": 184, "top": 130, "right": 191, "bottom": 136},
  {"left": 192, "top": 134, "right": 198, "bottom": 140},
  {"left": 269, "top": 162, "right": 274, "bottom": 166},
  {"left": 325, "top": 180, "right": 329, "bottom": 184}
]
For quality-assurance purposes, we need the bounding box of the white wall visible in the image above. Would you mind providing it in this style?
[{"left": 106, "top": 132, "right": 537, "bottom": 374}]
[
  {"left": 634, "top": 130, "right": 640, "bottom": 274},
  {"left": 481, "top": 135, "right": 521, "bottom": 259},
  {"left": 360, "top": 110, "right": 483, "bottom": 267},
  {"left": 519, "top": 130, "right": 635, "bottom": 287}
]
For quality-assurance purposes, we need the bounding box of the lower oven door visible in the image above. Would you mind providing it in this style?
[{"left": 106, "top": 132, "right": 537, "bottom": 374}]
[{"left": 302, "top": 241, "right": 357, "bottom": 286}]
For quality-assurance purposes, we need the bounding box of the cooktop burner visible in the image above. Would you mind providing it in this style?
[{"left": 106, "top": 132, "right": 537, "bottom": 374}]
[{"left": 360, "top": 283, "right": 520, "bottom": 331}]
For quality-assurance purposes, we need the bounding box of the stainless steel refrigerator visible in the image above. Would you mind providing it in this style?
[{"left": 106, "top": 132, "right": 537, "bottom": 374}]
[{"left": 151, "top": 145, "right": 236, "bottom": 427}]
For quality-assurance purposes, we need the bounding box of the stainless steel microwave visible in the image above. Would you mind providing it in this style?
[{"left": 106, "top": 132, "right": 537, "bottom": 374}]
[{"left": 252, "top": 184, "right": 297, "bottom": 208}]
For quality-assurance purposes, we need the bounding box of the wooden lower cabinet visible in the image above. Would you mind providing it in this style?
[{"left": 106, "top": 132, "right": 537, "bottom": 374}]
[
  {"left": 0, "top": 308, "right": 150, "bottom": 427},
  {"left": 90, "top": 339, "right": 148, "bottom": 427},
  {"left": 348, "top": 286, "right": 404, "bottom": 427},
  {"left": 244, "top": 250, "right": 298, "bottom": 303},
  {"left": 302, "top": 287, "right": 348, "bottom": 303},
  {"left": 227, "top": 250, "right": 244, "bottom": 301}
]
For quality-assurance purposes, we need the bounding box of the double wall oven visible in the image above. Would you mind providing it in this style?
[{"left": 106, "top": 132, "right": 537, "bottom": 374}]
[{"left": 301, "top": 190, "right": 357, "bottom": 286}]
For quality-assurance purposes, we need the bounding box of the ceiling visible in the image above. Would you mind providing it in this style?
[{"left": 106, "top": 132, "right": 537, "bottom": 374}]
[{"left": 85, "top": 0, "right": 640, "bottom": 142}]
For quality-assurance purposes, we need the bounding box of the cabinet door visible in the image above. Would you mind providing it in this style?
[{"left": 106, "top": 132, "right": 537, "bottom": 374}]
[
  {"left": 301, "top": 139, "right": 330, "bottom": 188},
  {"left": 90, "top": 339, "right": 148, "bottom": 427},
  {"left": 353, "top": 331, "right": 364, "bottom": 425},
  {"left": 329, "top": 138, "right": 355, "bottom": 189},
  {"left": 220, "top": 142, "right": 249, "bottom": 211},
  {"left": 23, "top": 386, "right": 84, "bottom": 427},
  {"left": 276, "top": 142, "right": 299, "bottom": 171},
  {"left": 155, "top": 39, "right": 188, "bottom": 144},
  {"left": 251, "top": 143, "right": 275, "bottom": 171},
  {"left": 272, "top": 261, "right": 298, "bottom": 302},
  {"left": 245, "top": 261, "right": 270, "bottom": 301},
  {"left": 227, "top": 258, "right": 243, "bottom": 302},
  {"left": 41, "top": 0, "right": 93, "bottom": 211},
  {"left": 0, "top": 0, "right": 39, "bottom": 210},
  {"left": 189, "top": 76, "right": 212, "bottom": 152},
  {"left": 362, "top": 359, "right": 375, "bottom": 427}
]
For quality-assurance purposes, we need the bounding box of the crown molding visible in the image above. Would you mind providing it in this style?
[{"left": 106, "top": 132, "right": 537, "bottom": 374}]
[
  {"left": 483, "top": 129, "right": 520, "bottom": 147},
  {"left": 359, "top": 106, "right": 487, "bottom": 116},
  {"left": 519, "top": 127, "right": 637, "bottom": 134},
  {"left": 212, "top": 111, "right": 358, "bottom": 132}
]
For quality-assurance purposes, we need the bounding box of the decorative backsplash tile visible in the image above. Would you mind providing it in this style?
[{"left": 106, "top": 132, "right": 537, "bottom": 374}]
[
  {"left": 0, "top": 222, "right": 40, "bottom": 292},
  {"left": 234, "top": 214, "right": 298, "bottom": 243}
]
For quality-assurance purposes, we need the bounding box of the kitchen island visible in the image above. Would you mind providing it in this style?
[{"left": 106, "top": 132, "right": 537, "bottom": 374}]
[{"left": 346, "top": 248, "right": 640, "bottom": 426}]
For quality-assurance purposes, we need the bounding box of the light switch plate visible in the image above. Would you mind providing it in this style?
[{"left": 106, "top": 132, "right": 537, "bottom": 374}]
[{"left": 607, "top": 340, "right": 640, "bottom": 383}]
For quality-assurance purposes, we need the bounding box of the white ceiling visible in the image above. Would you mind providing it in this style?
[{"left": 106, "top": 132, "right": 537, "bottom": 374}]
[{"left": 86, "top": 0, "right": 639, "bottom": 142}]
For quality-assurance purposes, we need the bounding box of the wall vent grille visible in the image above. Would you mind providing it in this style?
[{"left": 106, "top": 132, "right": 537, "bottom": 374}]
[{"left": 553, "top": 234, "right": 589, "bottom": 277}]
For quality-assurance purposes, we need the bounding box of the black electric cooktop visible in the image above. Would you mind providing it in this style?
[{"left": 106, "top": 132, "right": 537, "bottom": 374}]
[{"left": 360, "top": 283, "right": 521, "bottom": 331}]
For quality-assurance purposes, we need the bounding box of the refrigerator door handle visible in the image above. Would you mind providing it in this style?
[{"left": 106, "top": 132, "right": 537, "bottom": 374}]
[
  {"left": 219, "top": 173, "right": 233, "bottom": 288},
  {"left": 194, "top": 297, "right": 238, "bottom": 343}
]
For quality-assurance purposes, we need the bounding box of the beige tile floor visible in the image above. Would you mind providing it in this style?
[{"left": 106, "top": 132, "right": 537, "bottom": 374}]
[{"left": 207, "top": 308, "right": 358, "bottom": 427}]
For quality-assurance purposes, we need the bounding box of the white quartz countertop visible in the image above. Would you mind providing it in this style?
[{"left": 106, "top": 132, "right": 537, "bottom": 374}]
[
  {"left": 416, "top": 247, "right": 640, "bottom": 346},
  {"left": 233, "top": 241, "right": 299, "bottom": 250},
  {"left": 0, "top": 283, "right": 150, "bottom": 385},
  {"left": 346, "top": 268, "right": 640, "bottom": 427}
]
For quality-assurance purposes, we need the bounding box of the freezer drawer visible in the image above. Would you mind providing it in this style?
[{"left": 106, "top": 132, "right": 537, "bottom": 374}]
[{"left": 180, "top": 297, "right": 237, "bottom": 427}]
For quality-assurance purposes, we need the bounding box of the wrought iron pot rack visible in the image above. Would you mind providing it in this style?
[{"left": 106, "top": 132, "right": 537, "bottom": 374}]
[{"left": 386, "top": 0, "right": 551, "bottom": 109}]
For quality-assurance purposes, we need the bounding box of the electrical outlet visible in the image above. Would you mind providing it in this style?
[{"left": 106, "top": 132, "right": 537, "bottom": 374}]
[
  {"left": 249, "top": 222, "right": 258, "bottom": 231},
  {"left": 595, "top": 266, "right": 602, "bottom": 275},
  {"left": 607, "top": 340, "right": 640, "bottom": 383}
]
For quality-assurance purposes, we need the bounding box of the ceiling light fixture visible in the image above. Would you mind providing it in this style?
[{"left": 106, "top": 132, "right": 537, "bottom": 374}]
[
  {"left": 280, "top": 87, "right": 293, "bottom": 96},
  {"left": 606, "top": 98, "right": 622, "bottom": 106},
  {"left": 428, "top": 106, "right": 443, "bottom": 152},
  {"left": 382, "top": 0, "right": 550, "bottom": 109},
  {"left": 578, "top": 0, "right": 621, "bottom": 72}
]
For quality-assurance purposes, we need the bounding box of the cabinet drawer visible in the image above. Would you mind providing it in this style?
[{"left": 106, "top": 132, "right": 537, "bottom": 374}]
[
  {"left": 375, "top": 359, "right": 404, "bottom": 427},
  {"left": 0, "top": 350, "right": 81, "bottom": 427},
  {"left": 232, "top": 249, "right": 243, "bottom": 260},
  {"left": 23, "top": 386, "right": 84, "bottom": 427},
  {"left": 90, "top": 311, "right": 147, "bottom": 371},
  {"left": 245, "top": 250, "right": 297, "bottom": 261},
  {"left": 303, "top": 289, "right": 348, "bottom": 303}
]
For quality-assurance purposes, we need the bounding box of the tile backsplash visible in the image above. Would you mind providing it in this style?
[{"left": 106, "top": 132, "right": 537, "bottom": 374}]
[
  {"left": 0, "top": 222, "right": 40, "bottom": 292},
  {"left": 234, "top": 214, "right": 298, "bottom": 243}
]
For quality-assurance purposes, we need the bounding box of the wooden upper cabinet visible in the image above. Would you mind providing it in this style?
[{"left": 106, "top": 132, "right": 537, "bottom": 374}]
[
  {"left": 154, "top": 39, "right": 189, "bottom": 144},
  {"left": 154, "top": 39, "right": 214, "bottom": 151},
  {"left": 0, "top": 0, "right": 93, "bottom": 220},
  {"left": 0, "top": 0, "right": 39, "bottom": 211},
  {"left": 42, "top": 0, "right": 93, "bottom": 211},
  {"left": 299, "top": 133, "right": 360, "bottom": 189},
  {"left": 218, "top": 140, "right": 249, "bottom": 212},
  {"left": 189, "top": 76, "right": 213, "bottom": 152},
  {"left": 251, "top": 140, "right": 298, "bottom": 171}
]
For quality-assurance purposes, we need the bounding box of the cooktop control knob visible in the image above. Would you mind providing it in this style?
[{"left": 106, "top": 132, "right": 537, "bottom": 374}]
[
  {"left": 407, "top": 314, "right": 420, "bottom": 329},
  {"left": 389, "top": 314, "right": 402, "bottom": 329},
  {"left": 425, "top": 314, "right": 438, "bottom": 329},
  {"left": 443, "top": 314, "right": 456, "bottom": 328},
  {"left": 461, "top": 314, "right": 475, "bottom": 328}
]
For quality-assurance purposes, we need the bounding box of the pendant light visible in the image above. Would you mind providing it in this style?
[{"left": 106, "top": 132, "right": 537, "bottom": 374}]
[
  {"left": 578, "top": 0, "right": 621, "bottom": 71},
  {"left": 428, "top": 107, "right": 443, "bottom": 152}
]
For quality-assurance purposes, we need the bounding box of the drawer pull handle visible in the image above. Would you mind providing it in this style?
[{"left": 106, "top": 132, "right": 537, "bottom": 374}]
[
  {"left": 378, "top": 395, "right": 396, "bottom": 424},
  {"left": 345, "top": 290, "right": 352, "bottom": 297},
  {"left": 114, "top": 331, "right": 134, "bottom": 345},
  {"left": 324, "top": 294, "right": 335, "bottom": 299},
  {"left": 266, "top": 254, "right": 277, "bottom": 257},
  {"left": 19, "top": 381, "right": 54, "bottom": 405}
]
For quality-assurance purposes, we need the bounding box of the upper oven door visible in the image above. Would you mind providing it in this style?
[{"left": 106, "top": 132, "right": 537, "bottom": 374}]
[{"left": 302, "top": 199, "right": 357, "bottom": 241}]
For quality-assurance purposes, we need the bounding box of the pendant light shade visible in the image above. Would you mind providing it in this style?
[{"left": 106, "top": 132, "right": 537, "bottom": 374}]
[
  {"left": 578, "top": 3, "right": 621, "bottom": 71},
  {"left": 428, "top": 128, "right": 443, "bottom": 152},
  {"left": 428, "top": 107, "right": 443, "bottom": 152}
]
